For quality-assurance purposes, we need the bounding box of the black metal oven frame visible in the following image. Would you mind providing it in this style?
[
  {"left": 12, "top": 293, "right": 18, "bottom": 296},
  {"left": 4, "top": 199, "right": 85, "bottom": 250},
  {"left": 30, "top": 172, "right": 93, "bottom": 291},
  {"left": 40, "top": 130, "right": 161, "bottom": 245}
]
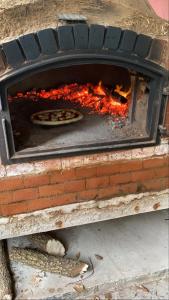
[{"left": 0, "top": 50, "right": 167, "bottom": 165}]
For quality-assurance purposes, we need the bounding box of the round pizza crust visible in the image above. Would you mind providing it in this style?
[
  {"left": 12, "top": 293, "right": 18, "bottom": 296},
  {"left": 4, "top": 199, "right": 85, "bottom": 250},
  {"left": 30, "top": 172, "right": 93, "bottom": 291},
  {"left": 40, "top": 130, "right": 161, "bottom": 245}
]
[{"left": 31, "top": 109, "right": 84, "bottom": 126}]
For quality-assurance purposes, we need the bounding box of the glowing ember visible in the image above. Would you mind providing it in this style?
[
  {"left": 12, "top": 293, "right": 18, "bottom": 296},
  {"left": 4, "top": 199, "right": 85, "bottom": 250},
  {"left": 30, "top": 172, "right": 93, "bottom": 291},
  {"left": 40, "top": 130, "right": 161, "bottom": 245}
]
[{"left": 8, "top": 82, "right": 131, "bottom": 117}]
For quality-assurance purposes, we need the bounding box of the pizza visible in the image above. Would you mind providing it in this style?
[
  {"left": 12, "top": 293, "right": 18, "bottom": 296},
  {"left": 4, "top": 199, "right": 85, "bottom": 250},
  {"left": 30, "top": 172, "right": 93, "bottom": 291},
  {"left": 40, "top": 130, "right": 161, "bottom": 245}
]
[{"left": 31, "top": 109, "right": 83, "bottom": 126}]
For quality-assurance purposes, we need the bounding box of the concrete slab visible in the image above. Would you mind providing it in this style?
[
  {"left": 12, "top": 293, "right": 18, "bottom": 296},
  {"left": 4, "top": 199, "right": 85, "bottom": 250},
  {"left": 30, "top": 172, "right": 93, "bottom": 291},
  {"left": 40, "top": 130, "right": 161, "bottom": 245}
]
[
  {"left": 1, "top": 189, "right": 168, "bottom": 240},
  {"left": 8, "top": 209, "right": 169, "bottom": 299}
]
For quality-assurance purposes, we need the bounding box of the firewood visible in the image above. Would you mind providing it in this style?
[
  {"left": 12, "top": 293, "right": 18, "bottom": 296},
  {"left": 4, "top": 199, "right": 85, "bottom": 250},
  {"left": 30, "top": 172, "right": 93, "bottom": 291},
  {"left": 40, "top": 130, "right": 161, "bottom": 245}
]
[
  {"left": 28, "top": 233, "right": 65, "bottom": 256},
  {"left": 0, "top": 241, "right": 13, "bottom": 300},
  {"left": 9, "top": 247, "right": 88, "bottom": 278}
]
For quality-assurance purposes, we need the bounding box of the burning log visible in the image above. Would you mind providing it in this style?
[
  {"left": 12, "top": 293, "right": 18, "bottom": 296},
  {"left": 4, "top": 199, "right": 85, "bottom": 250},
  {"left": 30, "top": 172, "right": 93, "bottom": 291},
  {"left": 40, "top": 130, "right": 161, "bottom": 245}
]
[
  {"left": 28, "top": 233, "right": 65, "bottom": 256},
  {"left": 0, "top": 241, "right": 13, "bottom": 300},
  {"left": 9, "top": 247, "right": 88, "bottom": 278}
]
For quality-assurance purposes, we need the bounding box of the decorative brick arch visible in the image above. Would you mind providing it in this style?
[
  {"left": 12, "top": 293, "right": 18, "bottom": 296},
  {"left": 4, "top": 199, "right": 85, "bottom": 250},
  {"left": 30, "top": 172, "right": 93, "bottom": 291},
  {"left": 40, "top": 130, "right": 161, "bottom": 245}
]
[{"left": 0, "top": 24, "right": 168, "bottom": 78}]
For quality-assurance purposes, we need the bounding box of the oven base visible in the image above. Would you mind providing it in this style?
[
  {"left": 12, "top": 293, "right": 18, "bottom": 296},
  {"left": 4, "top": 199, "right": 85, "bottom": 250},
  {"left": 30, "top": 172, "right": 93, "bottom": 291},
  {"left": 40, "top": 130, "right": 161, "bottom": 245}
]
[{"left": 7, "top": 209, "right": 169, "bottom": 299}]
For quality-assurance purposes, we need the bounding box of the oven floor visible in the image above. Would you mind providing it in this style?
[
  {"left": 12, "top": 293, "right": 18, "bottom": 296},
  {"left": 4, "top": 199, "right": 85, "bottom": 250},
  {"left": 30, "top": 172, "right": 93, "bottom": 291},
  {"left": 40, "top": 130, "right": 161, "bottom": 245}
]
[
  {"left": 9, "top": 99, "right": 117, "bottom": 152},
  {"left": 9, "top": 99, "right": 147, "bottom": 153}
]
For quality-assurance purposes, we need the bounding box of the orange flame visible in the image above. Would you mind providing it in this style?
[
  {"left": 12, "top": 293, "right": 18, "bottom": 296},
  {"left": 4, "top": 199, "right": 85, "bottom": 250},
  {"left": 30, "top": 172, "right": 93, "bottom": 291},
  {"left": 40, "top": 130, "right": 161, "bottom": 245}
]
[
  {"left": 8, "top": 82, "right": 131, "bottom": 117},
  {"left": 114, "top": 84, "right": 131, "bottom": 98}
]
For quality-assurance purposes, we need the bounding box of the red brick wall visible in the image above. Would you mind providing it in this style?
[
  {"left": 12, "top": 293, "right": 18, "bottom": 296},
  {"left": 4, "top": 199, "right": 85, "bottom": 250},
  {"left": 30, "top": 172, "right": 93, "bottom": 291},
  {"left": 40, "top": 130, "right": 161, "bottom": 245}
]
[{"left": 0, "top": 155, "right": 168, "bottom": 217}]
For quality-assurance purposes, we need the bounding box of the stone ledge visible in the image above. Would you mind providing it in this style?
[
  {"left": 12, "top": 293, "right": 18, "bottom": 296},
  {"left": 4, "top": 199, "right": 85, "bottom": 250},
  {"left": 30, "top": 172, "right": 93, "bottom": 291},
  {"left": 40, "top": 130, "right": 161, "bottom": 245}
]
[{"left": 0, "top": 189, "right": 168, "bottom": 239}]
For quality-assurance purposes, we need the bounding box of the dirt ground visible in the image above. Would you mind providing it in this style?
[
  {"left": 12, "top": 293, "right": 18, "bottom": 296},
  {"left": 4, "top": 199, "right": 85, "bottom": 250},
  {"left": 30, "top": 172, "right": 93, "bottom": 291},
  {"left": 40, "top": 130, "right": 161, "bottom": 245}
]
[{"left": 0, "top": 0, "right": 168, "bottom": 43}]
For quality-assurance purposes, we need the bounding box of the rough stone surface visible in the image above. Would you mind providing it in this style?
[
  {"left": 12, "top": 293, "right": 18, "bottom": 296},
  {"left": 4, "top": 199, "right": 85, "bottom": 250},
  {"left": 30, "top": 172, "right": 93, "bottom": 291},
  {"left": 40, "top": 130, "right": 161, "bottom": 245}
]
[
  {"left": 0, "top": 0, "right": 168, "bottom": 44},
  {"left": 7, "top": 209, "right": 169, "bottom": 299}
]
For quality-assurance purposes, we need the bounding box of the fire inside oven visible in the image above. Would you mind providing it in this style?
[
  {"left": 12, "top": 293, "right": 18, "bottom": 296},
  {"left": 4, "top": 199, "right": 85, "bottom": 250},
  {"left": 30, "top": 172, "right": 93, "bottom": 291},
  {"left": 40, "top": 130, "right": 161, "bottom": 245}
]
[{"left": 7, "top": 64, "right": 150, "bottom": 154}]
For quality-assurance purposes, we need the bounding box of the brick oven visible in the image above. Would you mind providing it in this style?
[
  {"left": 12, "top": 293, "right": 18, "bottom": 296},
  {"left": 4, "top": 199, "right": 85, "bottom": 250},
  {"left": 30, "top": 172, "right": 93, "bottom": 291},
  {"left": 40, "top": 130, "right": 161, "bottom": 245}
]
[
  {"left": 0, "top": 23, "right": 168, "bottom": 164},
  {"left": 0, "top": 0, "right": 168, "bottom": 238}
]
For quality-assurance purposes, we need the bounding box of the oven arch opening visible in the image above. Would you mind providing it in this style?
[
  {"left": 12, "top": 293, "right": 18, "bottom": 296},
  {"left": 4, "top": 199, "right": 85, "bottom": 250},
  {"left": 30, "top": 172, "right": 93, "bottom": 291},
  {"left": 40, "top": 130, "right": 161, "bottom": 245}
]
[{"left": 0, "top": 25, "right": 168, "bottom": 164}]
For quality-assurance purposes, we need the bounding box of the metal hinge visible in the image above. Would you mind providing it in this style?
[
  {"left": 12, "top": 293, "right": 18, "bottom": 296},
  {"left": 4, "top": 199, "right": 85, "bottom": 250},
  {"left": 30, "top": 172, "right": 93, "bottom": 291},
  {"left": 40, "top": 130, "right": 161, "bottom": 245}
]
[
  {"left": 158, "top": 124, "right": 167, "bottom": 136},
  {"left": 0, "top": 95, "right": 2, "bottom": 112},
  {"left": 2, "top": 118, "right": 10, "bottom": 159},
  {"left": 163, "top": 86, "right": 169, "bottom": 96}
]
